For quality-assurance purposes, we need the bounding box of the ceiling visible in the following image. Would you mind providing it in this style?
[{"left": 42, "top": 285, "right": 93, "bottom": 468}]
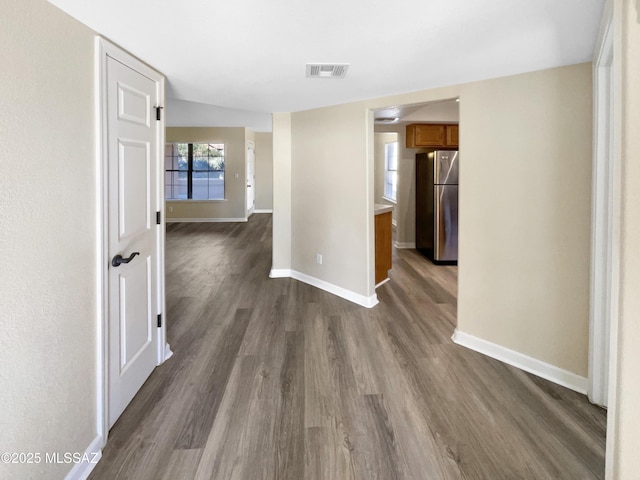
[
  {"left": 374, "top": 99, "right": 459, "bottom": 124},
  {"left": 49, "top": 0, "right": 605, "bottom": 116}
]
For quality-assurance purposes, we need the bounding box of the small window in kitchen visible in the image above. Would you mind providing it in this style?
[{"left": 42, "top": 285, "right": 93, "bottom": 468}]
[
  {"left": 165, "top": 143, "right": 225, "bottom": 200},
  {"left": 384, "top": 141, "right": 398, "bottom": 202}
]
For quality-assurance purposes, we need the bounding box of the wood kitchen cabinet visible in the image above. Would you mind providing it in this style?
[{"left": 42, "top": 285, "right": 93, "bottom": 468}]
[
  {"left": 375, "top": 211, "right": 392, "bottom": 285},
  {"left": 406, "top": 123, "right": 459, "bottom": 148}
]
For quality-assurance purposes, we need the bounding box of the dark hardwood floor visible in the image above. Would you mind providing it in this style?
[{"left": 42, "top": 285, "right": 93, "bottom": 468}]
[{"left": 89, "top": 213, "right": 606, "bottom": 480}]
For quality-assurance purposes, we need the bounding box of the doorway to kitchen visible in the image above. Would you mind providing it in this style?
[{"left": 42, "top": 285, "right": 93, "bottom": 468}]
[{"left": 372, "top": 98, "right": 460, "bottom": 326}]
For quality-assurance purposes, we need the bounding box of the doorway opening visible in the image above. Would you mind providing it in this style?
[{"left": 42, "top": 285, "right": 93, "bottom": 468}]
[{"left": 372, "top": 98, "right": 460, "bottom": 327}]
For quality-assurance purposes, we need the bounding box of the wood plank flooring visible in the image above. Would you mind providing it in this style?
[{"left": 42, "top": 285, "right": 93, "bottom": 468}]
[{"left": 89, "top": 214, "right": 606, "bottom": 480}]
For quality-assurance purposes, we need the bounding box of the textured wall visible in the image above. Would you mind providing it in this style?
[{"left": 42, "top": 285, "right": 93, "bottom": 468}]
[
  {"left": 0, "top": 1, "right": 97, "bottom": 478},
  {"left": 254, "top": 132, "right": 274, "bottom": 210}
]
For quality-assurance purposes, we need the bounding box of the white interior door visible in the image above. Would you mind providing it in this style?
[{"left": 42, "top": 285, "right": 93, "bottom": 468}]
[
  {"left": 107, "top": 56, "right": 160, "bottom": 427},
  {"left": 246, "top": 142, "right": 255, "bottom": 215}
]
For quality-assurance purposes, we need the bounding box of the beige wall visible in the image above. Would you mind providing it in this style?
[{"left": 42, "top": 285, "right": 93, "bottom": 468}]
[
  {"left": 610, "top": 0, "right": 640, "bottom": 476},
  {"left": 166, "top": 127, "right": 248, "bottom": 220},
  {"left": 290, "top": 103, "right": 374, "bottom": 296},
  {"left": 373, "top": 132, "right": 398, "bottom": 223},
  {"left": 255, "top": 132, "right": 274, "bottom": 210},
  {"left": 272, "top": 113, "right": 292, "bottom": 270},
  {"left": 457, "top": 64, "right": 593, "bottom": 376},
  {"left": 278, "top": 62, "right": 593, "bottom": 377},
  {"left": 0, "top": 1, "right": 97, "bottom": 478}
]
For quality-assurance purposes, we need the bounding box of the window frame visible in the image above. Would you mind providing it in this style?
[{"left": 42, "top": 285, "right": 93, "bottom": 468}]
[
  {"left": 383, "top": 141, "right": 398, "bottom": 203},
  {"left": 165, "top": 142, "right": 225, "bottom": 201}
]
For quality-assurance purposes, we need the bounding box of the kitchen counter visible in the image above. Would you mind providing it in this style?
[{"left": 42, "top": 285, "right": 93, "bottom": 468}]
[{"left": 374, "top": 203, "right": 394, "bottom": 215}]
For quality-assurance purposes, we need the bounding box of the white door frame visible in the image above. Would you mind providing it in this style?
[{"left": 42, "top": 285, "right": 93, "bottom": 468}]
[
  {"left": 246, "top": 140, "right": 255, "bottom": 216},
  {"left": 588, "top": 0, "right": 618, "bottom": 409},
  {"left": 95, "top": 37, "right": 172, "bottom": 446}
]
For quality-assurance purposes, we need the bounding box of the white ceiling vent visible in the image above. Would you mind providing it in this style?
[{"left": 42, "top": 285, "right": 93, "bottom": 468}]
[{"left": 306, "top": 63, "right": 349, "bottom": 79}]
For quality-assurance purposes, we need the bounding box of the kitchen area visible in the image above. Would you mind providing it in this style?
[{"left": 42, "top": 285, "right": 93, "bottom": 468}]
[{"left": 372, "top": 98, "right": 459, "bottom": 324}]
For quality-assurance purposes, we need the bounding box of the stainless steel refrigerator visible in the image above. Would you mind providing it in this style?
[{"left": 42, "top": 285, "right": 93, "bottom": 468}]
[{"left": 415, "top": 150, "right": 458, "bottom": 263}]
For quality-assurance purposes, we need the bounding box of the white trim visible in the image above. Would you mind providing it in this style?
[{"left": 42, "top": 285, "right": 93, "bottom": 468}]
[
  {"left": 269, "top": 268, "right": 292, "bottom": 278},
  {"left": 375, "top": 277, "right": 391, "bottom": 288},
  {"left": 269, "top": 268, "right": 379, "bottom": 308},
  {"left": 64, "top": 435, "right": 102, "bottom": 480},
  {"left": 254, "top": 209, "right": 273, "bottom": 214},
  {"left": 394, "top": 241, "right": 415, "bottom": 249},
  {"left": 166, "top": 217, "right": 248, "bottom": 223},
  {"left": 96, "top": 36, "right": 169, "bottom": 448},
  {"left": 391, "top": 219, "right": 397, "bottom": 229},
  {"left": 163, "top": 343, "right": 174, "bottom": 361},
  {"left": 452, "top": 330, "right": 588, "bottom": 394},
  {"left": 589, "top": 1, "right": 616, "bottom": 410},
  {"left": 166, "top": 199, "right": 228, "bottom": 203}
]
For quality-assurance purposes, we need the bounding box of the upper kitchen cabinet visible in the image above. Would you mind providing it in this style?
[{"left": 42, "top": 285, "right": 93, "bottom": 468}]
[{"left": 406, "top": 123, "right": 458, "bottom": 148}]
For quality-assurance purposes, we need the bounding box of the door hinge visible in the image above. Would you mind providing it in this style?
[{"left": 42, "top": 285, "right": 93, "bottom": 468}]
[
  {"left": 157, "top": 314, "right": 162, "bottom": 328},
  {"left": 155, "top": 106, "right": 163, "bottom": 121},
  {"left": 156, "top": 211, "right": 161, "bottom": 225}
]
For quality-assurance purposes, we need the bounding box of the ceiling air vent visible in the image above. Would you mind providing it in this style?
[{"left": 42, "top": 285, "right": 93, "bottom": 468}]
[{"left": 306, "top": 63, "right": 349, "bottom": 79}]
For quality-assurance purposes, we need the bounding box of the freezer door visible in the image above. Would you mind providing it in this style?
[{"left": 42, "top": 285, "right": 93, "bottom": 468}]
[
  {"left": 433, "top": 150, "right": 459, "bottom": 185},
  {"left": 434, "top": 184, "right": 458, "bottom": 261}
]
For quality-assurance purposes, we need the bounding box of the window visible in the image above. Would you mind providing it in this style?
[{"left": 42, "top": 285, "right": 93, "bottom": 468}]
[
  {"left": 384, "top": 142, "right": 398, "bottom": 202},
  {"left": 165, "top": 143, "right": 225, "bottom": 200}
]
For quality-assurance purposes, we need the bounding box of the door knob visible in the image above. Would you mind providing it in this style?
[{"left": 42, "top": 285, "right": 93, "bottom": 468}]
[{"left": 111, "top": 252, "right": 140, "bottom": 267}]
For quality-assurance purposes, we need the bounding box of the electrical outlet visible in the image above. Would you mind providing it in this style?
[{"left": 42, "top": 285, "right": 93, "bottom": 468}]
[
  {"left": 168, "top": 206, "right": 173, "bottom": 213},
  {"left": 316, "top": 253, "right": 323, "bottom": 265}
]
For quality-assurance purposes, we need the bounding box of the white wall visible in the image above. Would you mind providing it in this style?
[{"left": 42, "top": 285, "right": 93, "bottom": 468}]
[
  {"left": 165, "top": 127, "right": 248, "bottom": 221},
  {"left": 0, "top": 1, "right": 97, "bottom": 478},
  {"left": 255, "top": 133, "right": 274, "bottom": 211},
  {"left": 166, "top": 98, "right": 272, "bottom": 133}
]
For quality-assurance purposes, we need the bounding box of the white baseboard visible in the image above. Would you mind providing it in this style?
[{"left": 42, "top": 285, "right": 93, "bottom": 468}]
[
  {"left": 163, "top": 343, "right": 174, "bottom": 362},
  {"left": 451, "top": 329, "right": 588, "bottom": 394},
  {"left": 64, "top": 435, "right": 102, "bottom": 480},
  {"left": 269, "top": 268, "right": 379, "bottom": 308},
  {"left": 375, "top": 278, "right": 390, "bottom": 289},
  {"left": 269, "top": 268, "right": 292, "bottom": 278},
  {"left": 254, "top": 209, "right": 273, "bottom": 214},
  {"left": 394, "top": 242, "right": 415, "bottom": 249},
  {"left": 166, "top": 217, "right": 248, "bottom": 223}
]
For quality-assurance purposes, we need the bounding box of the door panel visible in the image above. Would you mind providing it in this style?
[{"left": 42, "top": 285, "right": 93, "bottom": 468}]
[
  {"left": 107, "top": 56, "right": 159, "bottom": 427},
  {"left": 118, "top": 83, "right": 150, "bottom": 126},
  {"left": 118, "top": 256, "right": 152, "bottom": 374},
  {"left": 118, "top": 140, "right": 150, "bottom": 239}
]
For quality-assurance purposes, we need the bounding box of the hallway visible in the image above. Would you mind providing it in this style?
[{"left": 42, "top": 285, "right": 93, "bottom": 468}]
[{"left": 89, "top": 213, "right": 606, "bottom": 479}]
